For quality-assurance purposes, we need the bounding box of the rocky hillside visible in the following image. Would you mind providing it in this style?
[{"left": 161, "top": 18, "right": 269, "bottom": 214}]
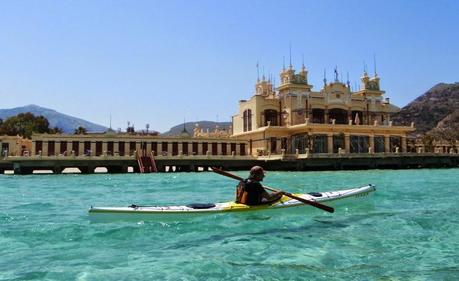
[
  {"left": 391, "top": 82, "right": 459, "bottom": 135},
  {"left": 0, "top": 105, "right": 107, "bottom": 133}
]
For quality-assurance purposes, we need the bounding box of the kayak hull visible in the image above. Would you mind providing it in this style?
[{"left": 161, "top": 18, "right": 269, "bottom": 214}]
[{"left": 89, "top": 184, "right": 376, "bottom": 221}]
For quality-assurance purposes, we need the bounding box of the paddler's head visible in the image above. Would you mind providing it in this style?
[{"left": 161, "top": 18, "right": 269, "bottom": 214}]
[{"left": 249, "top": 166, "right": 265, "bottom": 182}]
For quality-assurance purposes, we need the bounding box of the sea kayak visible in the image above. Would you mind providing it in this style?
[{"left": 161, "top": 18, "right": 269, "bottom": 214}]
[{"left": 89, "top": 184, "right": 375, "bottom": 219}]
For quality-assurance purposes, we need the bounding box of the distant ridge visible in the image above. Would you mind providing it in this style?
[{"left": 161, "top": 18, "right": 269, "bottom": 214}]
[
  {"left": 0, "top": 104, "right": 107, "bottom": 133},
  {"left": 391, "top": 82, "right": 459, "bottom": 135},
  {"left": 162, "top": 121, "right": 231, "bottom": 136}
]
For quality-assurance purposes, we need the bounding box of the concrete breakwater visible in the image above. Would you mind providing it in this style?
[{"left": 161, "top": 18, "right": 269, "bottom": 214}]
[{"left": 0, "top": 153, "right": 458, "bottom": 175}]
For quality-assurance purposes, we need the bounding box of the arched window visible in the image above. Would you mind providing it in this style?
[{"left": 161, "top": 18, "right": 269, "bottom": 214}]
[
  {"left": 264, "top": 109, "right": 278, "bottom": 126},
  {"left": 329, "top": 108, "right": 348, "bottom": 124},
  {"left": 243, "top": 109, "right": 252, "bottom": 132}
]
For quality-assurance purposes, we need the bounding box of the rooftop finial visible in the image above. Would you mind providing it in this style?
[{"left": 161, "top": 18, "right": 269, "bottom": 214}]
[
  {"left": 289, "top": 43, "right": 292, "bottom": 68},
  {"left": 323, "top": 69, "right": 327, "bottom": 86},
  {"left": 373, "top": 53, "right": 378, "bottom": 77},
  {"left": 262, "top": 66, "right": 265, "bottom": 81},
  {"left": 282, "top": 56, "right": 286, "bottom": 71},
  {"left": 363, "top": 61, "right": 368, "bottom": 76},
  {"left": 346, "top": 72, "right": 350, "bottom": 88},
  {"left": 334, "top": 66, "right": 339, "bottom": 82},
  {"left": 301, "top": 54, "right": 306, "bottom": 71},
  {"left": 256, "top": 61, "right": 260, "bottom": 82}
]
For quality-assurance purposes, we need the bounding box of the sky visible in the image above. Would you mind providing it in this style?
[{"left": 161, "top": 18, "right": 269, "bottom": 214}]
[{"left": 0, "top": 0, "right": 458, "bottom": 132}]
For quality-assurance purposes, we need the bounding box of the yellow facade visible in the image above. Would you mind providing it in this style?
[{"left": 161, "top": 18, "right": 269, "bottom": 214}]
[
  {"left": 29, "top": 133, "right": 248, "bottom": 157},
  {"left": 232, "top": 64, "right": 415, "bottom": 156},
  {"left": 0, "top": 135, "right": 32, "bottom": 156}
]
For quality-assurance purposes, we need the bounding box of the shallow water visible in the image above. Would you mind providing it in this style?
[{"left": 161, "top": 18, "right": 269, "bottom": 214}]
[{"left": 1, "top": 169, "right": 458, "bottom": 280}]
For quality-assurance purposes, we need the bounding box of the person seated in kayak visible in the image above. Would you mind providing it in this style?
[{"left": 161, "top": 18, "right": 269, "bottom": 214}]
[{"left": 236, "top": 166, "right": 284, "bottom": 205}]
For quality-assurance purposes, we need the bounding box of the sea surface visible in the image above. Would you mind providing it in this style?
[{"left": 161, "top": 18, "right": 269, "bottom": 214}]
[{"left": 1, "top": 169, "right": 458, "bottom": 281}]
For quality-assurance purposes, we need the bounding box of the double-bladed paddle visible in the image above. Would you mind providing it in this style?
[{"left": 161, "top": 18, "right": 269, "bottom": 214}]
[{"left": 211, "top": 167, "right": 334, "bottom": 213}]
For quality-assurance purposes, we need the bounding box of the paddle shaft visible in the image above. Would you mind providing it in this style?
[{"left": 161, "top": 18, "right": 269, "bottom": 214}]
[{"left": 211, "top": 167, "right": 334, "bottom": 213}]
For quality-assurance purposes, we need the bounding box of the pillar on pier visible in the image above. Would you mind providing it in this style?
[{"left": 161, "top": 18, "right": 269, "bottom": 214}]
[
  {"left": 42, "top": 141, "right": 48, "bottom": 156},
  {"left": 198, "top": 142, "right": 203, "bottom": 155},
  {"left": 90, "top": 142, "right": 96, "bottom": 156},
  {"left": 327, "top": 134, "right": 333, "bottom": 154},
  {"left": 67, "top": 142, "right": 72, "bottom": 156},
  {"left": 157, "top": 143, "right": 163, "bottom": 155},
  {"left": 217, "top": 143, "right": 222, "bottom": 155},
  {"left": 188, "top": 143, "right": 193, "bottom": 156},
  {"left": 114, "top": 142, "right": 119, "bottom": 156},
  {"left": 135, "top": 142, "right": 141, "bottom": 154},
  {"left": 124, "top": 142, "right": 130, "bottom": 156},
  {"left": 31, "top": 141, "right": 36, "bottom": 156},
  {"left": 145, "top": 142, "right": 152, "bottom": 155},
  {"left": 369, "top": 135, "right": 375, "bottom": 154},
  {"left": 384, "top": 135, "right": 391, "bottom": 153},
  {"left": 401, "top": 136, "right": 407, "bottom": 153},
  {"left": 344, "top": 134, "right": 351, "bottom": 153},
  {"left": 55, "top": 142, "right": 61, "bottom": 156},
  {"left": 167, "top": 143, "right": 173, "bottom": 156},
  {"left": 102, "top": 142, "right": 108, "bottom": 156},
  {"left": 78, "top": 142, "right": 84, "bottom": 156}
]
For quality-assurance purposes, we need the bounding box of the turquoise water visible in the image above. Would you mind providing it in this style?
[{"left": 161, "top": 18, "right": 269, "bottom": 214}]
[{"left": 1, "top": 169, "right": 458, "bottom": 280}]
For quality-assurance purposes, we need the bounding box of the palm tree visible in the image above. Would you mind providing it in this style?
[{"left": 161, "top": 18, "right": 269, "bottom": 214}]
[{"left": 74, "top": 126, "right": 87, "bottom": 135}]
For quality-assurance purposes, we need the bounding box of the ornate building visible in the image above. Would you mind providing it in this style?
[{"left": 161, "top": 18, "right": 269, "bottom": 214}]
[{"left": 232, "top": 63, "right": 415, "bottom": 156}]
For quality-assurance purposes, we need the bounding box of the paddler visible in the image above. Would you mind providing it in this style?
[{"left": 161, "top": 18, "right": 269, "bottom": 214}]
[{"left": 236, "top": 166, "right": 284, "bottom": 205}]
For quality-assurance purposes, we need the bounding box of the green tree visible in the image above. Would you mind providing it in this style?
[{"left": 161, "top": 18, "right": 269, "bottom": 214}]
[
  {"left": 0, "top": 112, "right": 58, "bottom": 138},
  {"left": 74, "top": 126, "right": 87, "bottom": 134}
]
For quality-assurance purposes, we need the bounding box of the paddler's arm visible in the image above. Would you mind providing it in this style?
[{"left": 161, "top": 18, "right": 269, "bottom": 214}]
[{"left": 261, "top": 190, "right": 284, "bottom": 202}]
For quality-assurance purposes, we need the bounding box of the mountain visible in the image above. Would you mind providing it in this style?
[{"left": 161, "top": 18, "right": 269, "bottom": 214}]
[
  {"left": 0, "top": 105, "right": 107, "bottom": 133},
  {"left": 391, "top": 83, "right": 459, "bottom": 135},
  {"left": 162, "top": 121, "right": 231, "bottom": 136}
]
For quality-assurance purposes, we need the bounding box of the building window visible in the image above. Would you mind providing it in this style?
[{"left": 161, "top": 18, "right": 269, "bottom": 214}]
[
  {"left": 291, "top": 133, "right": 310, "bottom": 154},
  {"left": 270, "top": 138, "right": 277, "bottom": 153},
  {"left": 374, "top": 136, "right": 384, "bottom": 153},
  {"left": 230, "top": 143, "right": 236, "bottom": 155},
  {"left": 151, "top": 142, "right": 157, "bottom": 156},
  {"left": 212, "top": 143, "right": 218, "bottom": 155},
  {"left": 182, "top": 142, "right": 188, "bottom": 155},
  {"left": 172, "top": 142, "right": 178, "bottom": 156},
  {"left": 243, "top": 109, "right": 252, "bottom": 132},
  {"left": 264, "top": 109, "right": 278, "bottom": 126},
  {"left": 390, "top": 136, "right": 401, "bottom": 152},
  {"left": 221, "top": 142, "right": 227, "bottom": 155},
  {"left": 352, "top": 111, "right": 364, "bottom": 125},
  {"left": 72, "top": 141, "right": 79, "bottom": 156},
  {"left": 96, "top": 141, "right": 103, "bottom": 156},
  {"left": 161, "top": 142, "right": 168, "bottom": 156},
  {"left": 119, "top": 141, "right": 125, "bottom": 156},
  {"left": 192, "top": 142, "right": 199, "bottom": 155},
  {"left": 107, "top": 141, "right": 114, "bottom": 156},
  {"left": 333, "top": 134, "right": 345, "bottom": 153},
  {"left": 130, "top": 142, "right": 137, "bottom": 156},
  {"left": 48, "top": 141, "right": 55, "bottom": 156},
  {"left": 312, "top": 109, "right": 325, "bottom": 124},
  {"left": 313, "top": 135, "right": 327, "bottom": 153},
  {"left": 240, "top": 143, "right": 246, "bottom": 156},
  {"left": 350, "top": 136, "right": 369, "bottom": 153},
  {"left": 329, "top": 108, "right": 348, "bottom": 124},
  {"left": 35, "top": 141, "right": 42, "bottom": 155},
  {"left": 84, "top": 141, "right": 91, "bottom": 155},
  {"left": 202, "top": 142, "right": 208, "bottom": 155}
]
